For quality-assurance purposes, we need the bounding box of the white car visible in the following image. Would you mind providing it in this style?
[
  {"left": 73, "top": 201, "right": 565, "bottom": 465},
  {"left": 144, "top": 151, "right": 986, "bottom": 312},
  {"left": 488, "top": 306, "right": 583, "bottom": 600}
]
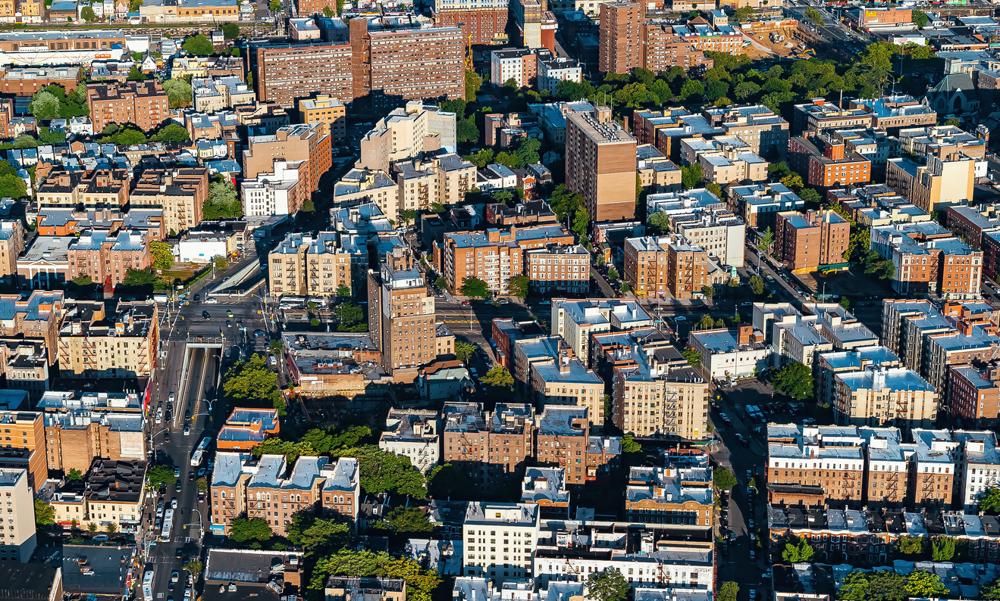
[{"left": 171, "top": 499, "right": 178, "bottom": 510}]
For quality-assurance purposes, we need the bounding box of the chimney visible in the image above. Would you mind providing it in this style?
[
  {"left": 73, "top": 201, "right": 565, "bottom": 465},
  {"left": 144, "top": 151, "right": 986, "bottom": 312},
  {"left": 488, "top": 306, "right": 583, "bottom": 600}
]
[{"left": 737, "top": 324, "right": 752, "bottom": 346}]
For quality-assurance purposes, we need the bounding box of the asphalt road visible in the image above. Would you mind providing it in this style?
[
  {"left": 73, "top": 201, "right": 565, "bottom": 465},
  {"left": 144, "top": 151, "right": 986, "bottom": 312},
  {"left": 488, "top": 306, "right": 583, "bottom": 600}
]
[{"left": 144, "top": 346, "right": 221, "bottom": 601}]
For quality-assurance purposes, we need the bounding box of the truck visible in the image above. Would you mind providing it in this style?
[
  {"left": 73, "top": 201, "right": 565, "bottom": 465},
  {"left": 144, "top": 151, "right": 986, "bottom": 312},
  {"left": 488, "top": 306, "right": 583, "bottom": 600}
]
[{"left": 142, "top": 570, "right": 155, "bottom": 601}]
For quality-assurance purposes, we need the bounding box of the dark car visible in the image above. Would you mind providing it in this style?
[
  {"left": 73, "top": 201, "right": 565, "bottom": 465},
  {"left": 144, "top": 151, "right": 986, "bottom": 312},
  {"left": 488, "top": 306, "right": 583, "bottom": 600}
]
[{"left": 202, "top": 310, "right": 210, "bottom": 319}]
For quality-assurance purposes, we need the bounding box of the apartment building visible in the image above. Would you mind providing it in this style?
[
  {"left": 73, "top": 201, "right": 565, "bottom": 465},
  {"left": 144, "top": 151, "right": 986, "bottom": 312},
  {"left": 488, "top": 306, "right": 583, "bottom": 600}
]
[
  {"left": 948, "top": 362, "right": 1000, "bottom": 423},
  {"left": 612, "top": 348, "right": 709, "bottom": 439},
  {"left": 550, "top": 298, "right": 652, "bottom": 362},
  {"left": 67, "top": 230, "right": 149, "bottom": 290},
  {"left": 244, "top": 123, "right": 331, "bottom": 195},
  {"left": 680, "top": 136, "right": 768, "bottom": 185},
  {"left": 730, "top": 183, "right": 804, "bottom": 230},
  {"left": 788, "top": 134, "right": 872, "bottom": 189},
  {"left": 833, "top": 367, "right": 938, "bottom": 428},
  {"left": 537, "top": 56, "right": 582, "bottom": 95},
  {"left": 886, "top": 154, "right": 975, "bottom": 215},
  {"left": 56, "top": 300, "right": 158, "bottom": 379},
  {"left": 0, "top": 291, "right": 63, "bottom": 364},
  {"left": 139, "top": 0, "right": 239, "bottom": 22},
  {"left": 565, "top": 106, "right": 637, "bottom": 222},
  {"left": 490, "top": 47, "right": 538, "bottom": 87},
  {"left": 439, "top": 225, "right": 573, "bottom": 294},
  {"left": 870, "top": 222, "right": 983, "bottom": 297},
  {"left": 0, "top": 220, "right": 25, "bottom": 279},
  {"left": 703, "top": 104, "right": 790, "bottom": 157},
  {"left": 623, "top": 235, "right": 710, "bottom": 300},
  {"left": 766, "top": 423, "right": 865, "bottom": 506},
  {"left": 947, "top": 204, "right": 1000, "bottom": 250},
  {"left": 792, "top": 98, "right": 874, "bottom": 135},
  {"left": 598, "top": 1, "right": 643, "bottom": 73},
  {"left": 49, "top": 459, "right": 145, "bottom": 531},
  {"left": 774, "top": 210, "right": 850, "bottom": 273},
  {"left": 524, "top": 244, "right": 590, "bottom": 295},
  {"left": 85, "top": 81, "right": 170, "bottom": 132},
  {"left": 325, "top": 578, "right": 406, "bottom": 601},
  {"left": 462, "top": 502, "right": 539, "bottom": 582},
  {"left": 210, "top": 453, "right": 360, "bottom": 536},
  {"left": 815, "top": 345, "right": 901, "bottom": 409},
  {"left": 298, "top": 95, "right": 347, "bottom": 142},
  {"left": 648, "top": 197, "right": 746, "bottom": 268},
  {"left": 40, "top": 392, "right": 145, "bottom": 474},
  {"left": 625, "top": 452, "right": 713, "bottom": 528},
  {"left": 442, "top": 402, "right": 534, "bottom": 483},
  {"left": 367, "top": 250, "right": 440, "bottom": 374},
  {"left": 217, "top": 407, "right": 281, "bottom": 451},
  {"left": 267, "top": 232, "right": 351, "bottom": 297},
  {"left": 0, "top": 411, "right": 47, "bottom": 492},
  {"left": 379, "top": 409, "right": 440, "bottom": 474},
  {"left": 0, "top": 469, "right": 35, "bottom": 562},
  {"left": 0, "top": 66, "right": 78, "bottom": 96},
  {"left": 690, "top": 325, "right": 770, "bottom": 381},
  {"left": 241, "top": 160, "right": 308, "bottom": 217},
  {"left": 955, "top": 430, "right": 1000, "bottom": 509},
  {"left": 251, "top": 40, "right": 354, "bottom": 106},
  {"left": 388, "top": 154, "right": 476, "bottom": 222},
  {"left": 432, "top": 0, "right": 509, "bottom": 45},
  {"left": 130, "top": 167, "right": 209, "bottom": 235},
  {"left": 191, "top": 76, "right": 255, "bottom": 113},
  {"left": 359, "top": 101, "right": 457, "bottom": 172},
  {"left": 36, "top": 168, "right": 131, "bottom": 210},
  {"left": 530, "top": 356, "right": 604, "bottom": 425}
]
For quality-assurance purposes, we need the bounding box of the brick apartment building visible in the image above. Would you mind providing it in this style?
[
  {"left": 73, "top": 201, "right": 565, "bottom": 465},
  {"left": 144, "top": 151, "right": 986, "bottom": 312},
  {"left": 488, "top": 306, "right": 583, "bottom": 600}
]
[
  {"left": 433, "top": 5, "right": 508, "bottom": 46},
  {"left": 267, "top": 232, "right": 351, "bottom": 297},
  {"left": 243, "top": 123, "right": 331, "bottom": 195},
  {"left": 0, "top": 291, "right": 63, "bottom": 365},
  {"left": 0, "top": 220, "right": 25, "bottom": 279},
  {"left": 788, "top": 134, "right": 872, "bottom": 189},
  {"left": 0, "top": 66, "right": 79, "bottom": 97},
  {"left": 565, "top": 106, "right": 637, "bottom": 222},
  {"left": 598, "top": 2, "right": 713, "bottom": 74},
  {"left": 0, "top": 411, "right": 48, "bottom": 492},
  {"left": 57, "top": 300, "right": 158, "bottom": 379},
  {"left": 252, "top": 18, "right": 464, "bottom": 109},
  {"left": 774, "top": 209, "right": 851, "bottom": 273},
  {"left": 85, "top": 81, "right": 170, "bottom": 132},
  {"left": 67, "top": 230, "right": 150, "bottom": 290},
  {"left": 130, "top": 167, "right": 209, "bottom": 235},
  {"left": 524, "top": 244, "right": 590, "bottom": 295},
  {"left": 298, "top": 95, "right": 347, "bottom": 142},
  {"left": 36, "top": 168, "right": 131, "bottom": 209},
  {"left": 623, "top": 235, "right": 710, "bottom": 300}
]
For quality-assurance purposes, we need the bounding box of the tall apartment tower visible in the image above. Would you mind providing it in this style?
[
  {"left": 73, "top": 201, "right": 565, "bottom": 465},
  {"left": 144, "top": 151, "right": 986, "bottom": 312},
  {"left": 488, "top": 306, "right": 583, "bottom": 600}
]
[
  {"left": 0, "top": 469, "right": 36, "bottom": 562},
  {"left": 598, "top": 1, "right": 643, "bottom": 74},
  {"left": 565, "top": 107, "right": 637, "bottom": 222},
  {"left": 367, "top": 249, "right": 438, "bottom": 374}
]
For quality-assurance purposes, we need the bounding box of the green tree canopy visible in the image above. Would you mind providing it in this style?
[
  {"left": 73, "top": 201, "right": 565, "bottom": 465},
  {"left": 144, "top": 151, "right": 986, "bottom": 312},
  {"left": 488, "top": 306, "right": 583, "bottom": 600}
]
[
  {"left": 681, "top": 163, "right": 703, "bottom": 189},
  {"left": 982, "top": 577, "right": 1000, "bottom": 600},
  {"left": 930, "top": 536, "right": 956, "bottom": 561},
  {"left": 781, "top": 536, "right": 816, "bottom": 563},
  {"left": 163, "top": 78, "right": 193, "bottom": 109},
  {"left": 682, "top": 347, "right": 701, "bottom": 367},
  {"left": 29, "top": 91, "right": 61, "bottom": 121},
  {"left": 151, "top": 122, "right": 191, "bottom": 145},
  {"left": 223, "top": 354, "right": 285, "bottom": 415},
  {"left": 221, "top": 23, "right": 240, "bottom": 39},
  {"left": 286, "top": 513, "right": 350, "bottom": 554},
  {"left": 454, "top": 340, "right": 477, "bottom": 364},
  {"left": 460, "top": 277, "right": 490, "bottom": 299},
  {"left": 621, "top": 433, "right": 642, "bottom": 454},
  {"left": 182, "top": 34, "right": 214, "bottom": 56},
  {"left": 773, "top": 360, "right": 813, "bottom": 401},
  {"left": 717, "top": 582, "right": 739, "bottom": 601},
  {"left": 980, "top": 487, "right": 1000, "bottom": 513},
  {"left": 0, "top": 174, "right": 27, "bottom": 199},
  {"left": 333, "top": 445, "right": 426, "bottom": 498},
  {"left": 149, "top": 241, "right": 174, "bottom": 271},
  {"left": 508, "top": 274, "right": 529, "bottom": 300},
  {"left": 229, "top": 516, "right": 272, "bottom": 543},
  {"left": 749, "top": 274, "right": 765, "bottom": 296},
  {"left": 146, "top": 464, "right": 177, "bottom": 490},
  {"left": 203, "top": 177, "right": 243, "bottom": 220},
  {"left": 480, "top": 364, "right": 514, "bottom": 390},
  {"left": 713, "top": 466, "right": 737, "bottom": 492},
  {"left": 904, "top": 570, "right": 949, "bottom": 598},
  {"left": 34, "top": 498, "right": 55, "bottom": 526},
  {"left": 376, "top": 506, "right": 434, "bottom": 535},
  {"left": 895, "top": 535, "right": 924, "bottom": 558},
  {"left": 309, "top": 550, "right": 441, "bottom": 601},
  {"left": 587, "top": 568, "right": 629, "bottom": 601},
  {"left": 122, "top": 268, "right": 159, "bottom": 287}
]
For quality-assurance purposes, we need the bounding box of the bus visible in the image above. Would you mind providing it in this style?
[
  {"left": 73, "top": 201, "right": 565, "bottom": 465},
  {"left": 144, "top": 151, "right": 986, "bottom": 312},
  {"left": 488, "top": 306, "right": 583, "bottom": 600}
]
[
  {"left": 197, "top": 437, "right": 211, "bottom": 452},
  {"left": 190, "top": 449, "right": 205, "bottom": 468},
  {"left": 142, "top": 570, "right": 154, "bottom": 601},
  {"left": 160, "top": 508, "right": 174, "bottom": 542}
]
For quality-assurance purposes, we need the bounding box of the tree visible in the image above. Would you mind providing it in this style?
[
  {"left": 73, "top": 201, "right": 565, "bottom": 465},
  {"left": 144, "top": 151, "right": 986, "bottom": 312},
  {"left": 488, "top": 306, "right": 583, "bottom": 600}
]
[
  {"left": 587, "top": 568, "right": 629, "bottom": 601},
  {"left": 701, "top": 285, "right": 714, "bottom": 299},
  {"left": 99, "top": 125, "right": 147, "bottom": 146},
  {"left": 912, "top": 9, "right": 929, "bottom": 29},
  {"left": 713, "top": 466, "right": 737, "bottom": 492},
  {"left": 309, "top": 550, "right": 441, "bottom": 601},
  {"left": 799, "top": 187, "right": 821, "bottom": 205},
  {"left": 81, "top": 5, "right": 96, "bottom": 21},
  {"left": 838, "top": 570, "right": 909, "bottom": 601},
  {"left": 983, "top": 577, "right": 1000, "bottom": 600},
  {"left": 333, "top": 445, "right": 426, "bottom": 498},
  {"left": 127, "top": 66, "right": 145, "bottom": 81},
  {"left": 749, "top": 274, "right": 765, "bottom": 296},
  {"left": 648, "top": 211, "right": 671, "bottom": 234},
  {"left": 269, "top": 0, "right": 281, "bottom": 11},
  {"left": 149, "top": 241, "right": 174, "bottom": 271},
  {"left": 905, "top": 570, "right": 949, "bottom": 598},
  {"left": 480, "top": 365, "right": 514, "bottom": 390},
  {"left": 163, "top": 78, "right": 193, "bottom": 109},
  {"left": 287, "top": 513, "right": 350, "bottom": 554},
  {"left": 106, "top": 522, "right": 118, "bottom": 534},
  {"left": 30, "top": 91, "right": 61, "bottom": 121},
  {"left": 230, "top": 517, "right": 272, "bottom": 543},
  {"left": 151, "top": 123, "right": 191, "bottom": 145},
  {"left": 221, "top": 22, "right": 240, "bottom": 39},
  {"left": 378, "top": 507, "right": 433, "bottom": 535},
  {"left": 780, "top": 173, "right": 804, "bottom": 192},
  {"left": 805, "top": 6, "right": 822, "bottom": 25},
  {"left": 183, "top": 560, "right": 204, "bottom": 577},
  {"left": 930, "top": 536, "right": 956, "bottom": 561},
  {"left": 454, "top": 340, "right": 477, "bottom": 364},
  {"left": 781, "top": 536, "right": 815, "bottom": 563},
  {"left": 67, "top": 468, "right": 84, "bottom": 481},
  {"left": 336, "top": 284, "right": 351, "bottom": 298},
  {"left": 434, "top": 276, "right": 448, "bottom": 291},
  {"left": 717, "top": 582, "right": 739, "bottom": 601},
  {"left": 682, "top": 347, "right": 701, "bottom": 367},
  {"left": 223, "top": 354, "right": 285, "bottom": 415},
  {"left": 122, "top": 268, "right": 159, "bottom": 287},
  {"left": 146, "top": 465, "right": 177, "bottom": 490},
  {"left": 335, "top": 302, "right": 365, "bottom": 331},
  {"left": 182, "top": 34, "right": 214, "bottom": 56},
  {"left": 896, "top": 535, "right": 924, "bottom": 558},
  {"left": 980, "top": 487, "right": 1000, "bottom": 513},
  {"left": 508, "top": 274, "right": 529, "bottom": 300},
  {"left": 773, "top": 361, "right": 813, "bottom": 401},
  {"left": 460, "top": 276, "right": 490, "bottom": 299},
  {"left": 621, "top": 433, "right": 642, "bottom": 454},
  {"left": 0, "top": 174, "right": 27, "bottom": 199},
  {"left": 680, "top": 163, "right": 703, "bottom": 189},
  {"left": 88, "top": 522, "right": 98, "bottom": 534},
  {"left": 466, "top": 148, "right": 495, "bottom": 169},
  {"left": 34, "top": 498, "right": 55, "bottom": 527},
  {"left": 465, "top": 69, "right": 483, "bottom": 102},
  {"left": 203, "top": 178, "right": 242, "bottom": 219}
]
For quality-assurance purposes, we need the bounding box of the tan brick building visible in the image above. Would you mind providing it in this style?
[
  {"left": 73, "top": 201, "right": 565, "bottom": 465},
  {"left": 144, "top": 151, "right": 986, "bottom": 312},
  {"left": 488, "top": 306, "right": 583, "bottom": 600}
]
[
  {"left": 298, "top": 95, "right": 347, "bottom": 143},
  {"left": 0, "top": 411, "right": 47, "bottom": 492},
  {"left": 0, "top": 220, "right": 25, "bottom": 279},
  {"left": 625, "top": 451, "right": 714, "bottom": 528},
  {"left": 535, "top": 406, "right": 591, "bottom": 485},
  {"left": 85, "top": 81, "right": 170, "bottom": 132},
  {"left": 56, "top": 300, "right": 158, "bottom": 379},
  {"left": 613, "top": 361, "right": 709, "bottom": 439},
  {"left": 774, "top": 209, "right": 851, "bottom": 273},
  {"left": 130, "top": 167, "right": 209, "bottom": 235},
  {"left": 36, "top": 168, "right": 130, "bottom": 210},
  {"left": 252, "top": 41, "right": 354, "bottom": 107},
  {"left": 766, "top": 423, "right": 865, "bottom": 506},
  {"left": 244, "top": 123, "right": 331, "bottom": 195},
  {"left": 367, "top": 249, "right": 440, "bottom": 374},
  {"left": 267, "top": 232, "right": 351, "bottom": 297},
  {"left": 565, "top": 107, "right": 637, "bottom": 222},
  {"left": 67, "top": 230, "right": 150, "bottom": 290},
  {"left": 833, "top": 367, "right": 938, "bottom": 427},
  {"left": 623, "top": 235, "right": 709, "bottom": 300},
  {"left": 0, "top": 291, "right": 63, "bottom": 365}
]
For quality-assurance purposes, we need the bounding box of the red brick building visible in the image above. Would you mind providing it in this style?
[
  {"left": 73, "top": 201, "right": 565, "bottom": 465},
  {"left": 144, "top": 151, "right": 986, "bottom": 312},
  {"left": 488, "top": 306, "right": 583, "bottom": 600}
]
[{"left": 86, "top": 81, "right": 170, "bottom": 132}]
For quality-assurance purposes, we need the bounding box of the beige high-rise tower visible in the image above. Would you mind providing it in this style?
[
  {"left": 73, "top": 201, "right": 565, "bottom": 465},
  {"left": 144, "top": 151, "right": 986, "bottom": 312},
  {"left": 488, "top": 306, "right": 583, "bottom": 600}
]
[
  {"left": 565, "top": 106, "right": 637, "bottom": 223},
  {"left": 368, "top": 250, "right": 438, "bottom": 374}
]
